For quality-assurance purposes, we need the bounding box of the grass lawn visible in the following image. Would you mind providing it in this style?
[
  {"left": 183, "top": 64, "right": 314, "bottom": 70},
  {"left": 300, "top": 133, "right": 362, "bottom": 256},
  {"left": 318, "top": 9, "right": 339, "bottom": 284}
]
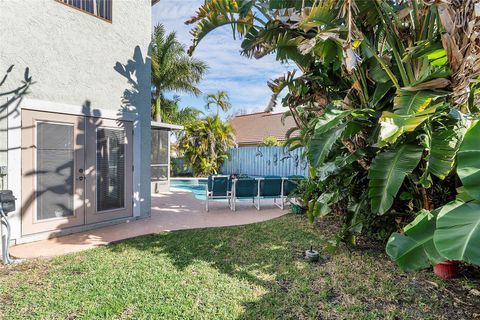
[{"left": 1, "top": 214, "right": 479, "bottom": 319}]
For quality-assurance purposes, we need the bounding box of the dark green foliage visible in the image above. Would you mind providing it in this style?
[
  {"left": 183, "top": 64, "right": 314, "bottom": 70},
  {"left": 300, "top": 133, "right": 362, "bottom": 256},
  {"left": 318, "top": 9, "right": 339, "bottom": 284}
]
[
  {"left": 178, "top": 116, "right": 236, "bottom": 175},
  {"left": 186, "top": 0, "right": 480, "bottom": 268},
  {"left": 153, "top": 95, "right": 202, "bottom": 126},
  {"left": 289, "top": 203, "right": 304, "bottom": 214}
]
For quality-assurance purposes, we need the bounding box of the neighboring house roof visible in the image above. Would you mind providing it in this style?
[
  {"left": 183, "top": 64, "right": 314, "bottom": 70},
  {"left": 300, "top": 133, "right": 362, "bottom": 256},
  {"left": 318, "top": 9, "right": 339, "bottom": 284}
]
[{"left": 229, "top": 112, "right": 297, "bottom": 145}]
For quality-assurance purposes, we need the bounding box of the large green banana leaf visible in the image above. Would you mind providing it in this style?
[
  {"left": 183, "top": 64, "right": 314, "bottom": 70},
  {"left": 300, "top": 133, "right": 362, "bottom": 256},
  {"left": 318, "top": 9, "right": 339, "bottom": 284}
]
[
  {"left": 393, "top": 89, "right": 446, "bottom": 115},
  {"left": 313, "top": 192, "right": 335, "bottom": 219},
  {"left": 307, "top": 125, "right": 346, "bottom": 168},
  {"left": 427, "top": 112, "right": 468, "bottom": 180},
  {"left": 377, "top": 107, "right": 437, "bottom": 147},
  {"left": 457, "top": 121, "right": 480, "bottom": 200},
  {"left": 314, "top": 107, "right": 351, "bottom": 134},
  {"left": 434, "top": 200, "right": 480, "bottom": 265},
  {"left": 307, "top": 192, "right": 335, "bottom": 223},
  {"left": 371, "top": 82, "right": 393, "bottom": 108},
  {"left": 386, "top": 209, "right": 445, "bottom": 271},
  {"left": 316, "top": 150, "right": 365, "bottom": 181},
  {"left": 368, "top": 144, "right": 423, "bottom": 214},
  {"left": 377, "top": 89, "right": 448, "bottom": 147}
]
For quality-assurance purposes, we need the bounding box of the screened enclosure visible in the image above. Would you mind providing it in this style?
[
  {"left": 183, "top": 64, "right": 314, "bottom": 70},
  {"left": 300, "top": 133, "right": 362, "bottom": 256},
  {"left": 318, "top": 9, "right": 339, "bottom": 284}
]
[
  {"left": 151, "top": 129, "right": 169, "bottom": 182},
  {"left": 151, "top": 122, "right": 183, "bottom": 192}
]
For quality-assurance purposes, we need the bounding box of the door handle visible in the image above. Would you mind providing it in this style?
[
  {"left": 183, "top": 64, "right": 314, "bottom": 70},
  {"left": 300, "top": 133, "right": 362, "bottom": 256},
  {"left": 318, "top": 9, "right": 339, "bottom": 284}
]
[{"left": 78, "top": 176, "right": 85, "bottom": 181}]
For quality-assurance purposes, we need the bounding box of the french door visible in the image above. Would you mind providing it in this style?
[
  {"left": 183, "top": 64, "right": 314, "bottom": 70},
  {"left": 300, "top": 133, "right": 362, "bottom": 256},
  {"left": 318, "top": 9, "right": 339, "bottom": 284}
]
[
  {"left": 85, "top": 118, "right": 133, "bottom": 224},
  {"left": 21, "top": 110, "right": 133, "bottom": 235}
]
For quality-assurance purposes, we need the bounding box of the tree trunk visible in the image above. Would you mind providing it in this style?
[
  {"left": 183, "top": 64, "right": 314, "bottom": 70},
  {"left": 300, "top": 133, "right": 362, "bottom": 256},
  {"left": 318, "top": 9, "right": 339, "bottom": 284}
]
[
  {"left": 419, "top": 187, "right": 432, "bottom": 211},
  {"left": 154, "top": 94, "right": 162, "bottom": 122}
]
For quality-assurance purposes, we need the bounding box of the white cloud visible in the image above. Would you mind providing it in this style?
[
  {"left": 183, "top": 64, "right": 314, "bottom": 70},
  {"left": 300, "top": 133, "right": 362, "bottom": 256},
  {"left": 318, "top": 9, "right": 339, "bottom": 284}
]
[{"left": 152, "top": 0, "right": 294, "bottom": 116}]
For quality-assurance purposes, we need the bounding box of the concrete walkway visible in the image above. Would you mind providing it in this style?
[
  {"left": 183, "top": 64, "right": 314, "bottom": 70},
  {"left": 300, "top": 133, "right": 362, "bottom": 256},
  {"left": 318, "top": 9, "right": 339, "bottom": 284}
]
[{"left": 10, "top": 188, "right": 286, "bottom": 259}]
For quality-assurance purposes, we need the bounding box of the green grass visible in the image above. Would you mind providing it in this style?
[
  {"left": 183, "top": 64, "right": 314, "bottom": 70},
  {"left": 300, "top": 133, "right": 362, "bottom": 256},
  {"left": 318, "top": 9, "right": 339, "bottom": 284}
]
[{"left": 0, "top": 214, "right": 478, "bottom": 319}]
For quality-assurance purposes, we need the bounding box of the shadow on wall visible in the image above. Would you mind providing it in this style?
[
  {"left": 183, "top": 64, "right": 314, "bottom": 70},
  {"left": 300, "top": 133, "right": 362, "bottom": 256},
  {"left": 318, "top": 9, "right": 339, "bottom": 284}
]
[
  {"left": 21, "top": 101, "right": 106, "bottom": 231},
  {"left": 114, "top": 45, "right": 152, "bottom": 213},
  {"left": 0, "top": 65, "right": 34, "bottom": 122},
  {"left": 25, "top": 44, "right": 153, "bottom": 224},
  {"left": 19, "top": 98, "right": 134, "bottom": 242},
  {"left": 0, "top": 66, "right": 34, "bottom": 141},
  {"left": 1, "top": 46, "right": 151, "bottom": 240},
  {"left": 0, "top": 65, "right": 34, "bottom": 189},
  {"left": 0, "top": 66, "right": 115, "bottom": 236},
  {"left": 114, "top": 45, "right": 151, "bottom": 118}
]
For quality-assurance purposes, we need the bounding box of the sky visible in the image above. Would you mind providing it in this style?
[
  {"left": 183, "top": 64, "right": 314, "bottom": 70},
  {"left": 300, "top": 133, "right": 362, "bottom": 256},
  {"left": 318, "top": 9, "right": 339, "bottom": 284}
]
[{"left": 152, "top": 0, "right": 293, "bottom": 117}]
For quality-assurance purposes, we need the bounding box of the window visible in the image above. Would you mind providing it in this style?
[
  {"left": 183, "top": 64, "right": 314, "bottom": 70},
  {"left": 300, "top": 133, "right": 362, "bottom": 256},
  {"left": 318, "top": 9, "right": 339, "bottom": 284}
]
[
  {"left": 151, "top": 129, "right": 169, "bottom": 181},
  {"left": 56, "top": 0, "right": 112, "bottom": 22},
  {"left": 36, "top": 123, "right": 75, "bottom": 220},
  {"left": 96, "top": 128, "right": 125, "bottom": 211}
]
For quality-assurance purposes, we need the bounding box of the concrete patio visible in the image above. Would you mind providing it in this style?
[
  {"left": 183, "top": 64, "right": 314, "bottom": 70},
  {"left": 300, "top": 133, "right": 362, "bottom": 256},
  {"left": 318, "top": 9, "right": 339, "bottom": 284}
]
[{"left": 9, "top": 188, "right": 286, "bottom": 259}]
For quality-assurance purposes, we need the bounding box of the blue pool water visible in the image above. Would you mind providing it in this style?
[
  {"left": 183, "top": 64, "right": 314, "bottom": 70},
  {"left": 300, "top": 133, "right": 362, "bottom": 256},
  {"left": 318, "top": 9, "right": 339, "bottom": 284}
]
[{"left": 170, "top": 179, "right": 208, "bottom": 200}]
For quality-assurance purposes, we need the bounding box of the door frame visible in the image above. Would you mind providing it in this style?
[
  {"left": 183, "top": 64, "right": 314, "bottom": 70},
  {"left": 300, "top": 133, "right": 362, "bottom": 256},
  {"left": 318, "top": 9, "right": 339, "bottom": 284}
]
[
  {"left": 7, "top": 99, "right": 142, "bottom": 240},
  {"left": 85, "top": 118, "right": 134, "bottom": 224},
  {"left": 21, "top": 110, "right": 87, "bottom": 235}
]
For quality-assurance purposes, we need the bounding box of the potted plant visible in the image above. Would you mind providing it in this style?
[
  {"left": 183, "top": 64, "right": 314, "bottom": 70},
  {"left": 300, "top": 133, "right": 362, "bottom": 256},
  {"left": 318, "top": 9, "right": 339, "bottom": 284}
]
[
  {"left": 433, "top": 261, "right": 460, "bottom": 280},
  {"left": 289, "top": 203, "right": 304, "bottom": 215}
]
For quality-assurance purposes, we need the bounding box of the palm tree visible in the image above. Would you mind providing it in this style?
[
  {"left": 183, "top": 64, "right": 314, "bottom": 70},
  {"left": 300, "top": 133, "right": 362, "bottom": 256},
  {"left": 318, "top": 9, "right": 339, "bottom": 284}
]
[
  {"left": 178, "top": 115, "right": 236, "bottom": 175},
  {"left": 204, "top": 90, "right": 232, "bottom": 116},
  {"left": 152, "top": 95, "right": 202, "bottom": 126},
  {"left": 151, "top": 23, "right": 208, "bottom": 122}
]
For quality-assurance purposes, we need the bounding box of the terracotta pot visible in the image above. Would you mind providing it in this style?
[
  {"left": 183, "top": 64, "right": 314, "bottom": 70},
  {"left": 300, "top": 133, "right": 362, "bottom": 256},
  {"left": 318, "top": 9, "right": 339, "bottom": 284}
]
[{"left": 433, "top": 261, "right": 459, "bottom": 280}]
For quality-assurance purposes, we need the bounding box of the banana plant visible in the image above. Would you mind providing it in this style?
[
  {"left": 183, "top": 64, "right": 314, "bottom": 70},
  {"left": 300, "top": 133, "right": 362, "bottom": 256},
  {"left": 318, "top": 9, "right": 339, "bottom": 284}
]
[
  {"left": 187, "top": 0, "right": 480, "bottom": 258},
  {"left": 387, "top": 209, "right": 445, "bottom": 271},
  {"left": 368, "top": 144, "right": 423, "bottom": 215},
  {"left": 387, "top": 121, "right": 480, "bottom": 270},
  {"left": 435, "top": 200, "right": 480, "bottom": 265},
  {"left": 457, "top": 120, "right": 480, "bottom": 200},
  {"left": 420, "top": 109, "right": 469, "bottom": 187}
]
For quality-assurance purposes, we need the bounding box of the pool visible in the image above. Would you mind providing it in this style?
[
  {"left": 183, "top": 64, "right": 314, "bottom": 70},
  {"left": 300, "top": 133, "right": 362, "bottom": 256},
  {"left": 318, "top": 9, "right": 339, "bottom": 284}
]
[{"left": 170, "top": 179, "right": 208, "bottom": 200}]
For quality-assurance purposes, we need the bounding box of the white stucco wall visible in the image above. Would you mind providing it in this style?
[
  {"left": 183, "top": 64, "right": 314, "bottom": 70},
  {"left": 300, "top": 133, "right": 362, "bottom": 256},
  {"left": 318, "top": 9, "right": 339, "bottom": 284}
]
[{"left": 0, "top": 0, "right": 152, "bottom": 240}]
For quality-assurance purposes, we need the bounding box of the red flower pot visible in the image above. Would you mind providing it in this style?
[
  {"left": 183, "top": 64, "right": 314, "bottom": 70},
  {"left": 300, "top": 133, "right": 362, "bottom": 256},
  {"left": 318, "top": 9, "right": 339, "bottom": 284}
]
[{"left": 434, "top": 261, "right": 459, "bottom": 280}]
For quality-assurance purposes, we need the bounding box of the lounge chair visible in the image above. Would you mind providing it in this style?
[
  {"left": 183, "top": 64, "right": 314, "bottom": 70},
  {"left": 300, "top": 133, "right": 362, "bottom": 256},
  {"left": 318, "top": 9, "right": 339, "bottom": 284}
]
[
  {"left": 257, "top": 176, "right": 284, "bottom": 209},
  {"left": 205, "top": 175, "right": 232, "bottom": 211},
  {"left": 231, "top": 177, "right": 259, "bottom": 211}
]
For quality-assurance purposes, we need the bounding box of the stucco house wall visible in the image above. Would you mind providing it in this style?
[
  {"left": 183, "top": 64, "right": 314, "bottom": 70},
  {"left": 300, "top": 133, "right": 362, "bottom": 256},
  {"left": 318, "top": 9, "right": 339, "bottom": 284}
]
[{"left": 0, "top": 0, "right": 152, "bottom": 241}]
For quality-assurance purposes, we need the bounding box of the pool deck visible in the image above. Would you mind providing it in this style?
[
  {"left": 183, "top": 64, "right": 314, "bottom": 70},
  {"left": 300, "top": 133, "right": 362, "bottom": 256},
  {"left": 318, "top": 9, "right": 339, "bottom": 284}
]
[{"left": 9, "top": 188, "right": 287, "bottom": 259}]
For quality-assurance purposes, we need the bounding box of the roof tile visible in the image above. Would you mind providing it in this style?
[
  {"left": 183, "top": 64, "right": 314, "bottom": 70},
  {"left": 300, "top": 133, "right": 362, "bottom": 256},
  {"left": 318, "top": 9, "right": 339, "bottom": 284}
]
[{"left": 229, "top": 112, "right": 297, "bottom": 145}]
